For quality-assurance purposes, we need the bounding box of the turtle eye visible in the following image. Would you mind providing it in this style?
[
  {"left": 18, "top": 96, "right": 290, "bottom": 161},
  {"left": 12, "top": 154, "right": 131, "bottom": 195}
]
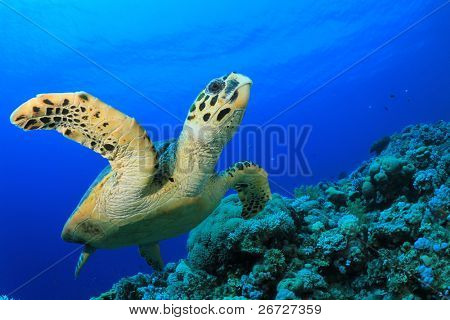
[{"left": 207, "top": 79, "right": 225, "bottom": 94}]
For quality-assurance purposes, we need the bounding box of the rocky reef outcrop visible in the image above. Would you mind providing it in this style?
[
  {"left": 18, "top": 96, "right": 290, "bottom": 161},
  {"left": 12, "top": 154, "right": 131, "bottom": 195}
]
[{"left": 95, "top": 121, "right": 449, "bottom": 300}]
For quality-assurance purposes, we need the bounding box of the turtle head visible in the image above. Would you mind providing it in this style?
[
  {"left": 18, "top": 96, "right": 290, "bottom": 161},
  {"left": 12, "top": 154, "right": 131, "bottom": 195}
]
[
  {"left": 184, "top": 72, "right": 252, "bottom": 144},
  {"left": 197, "top": 72, "right": 252, "bottom": 112},
  {"left": 202, "top": 72, "right": 252, "bottom": 111},
  {"left": 176, "top": 72, "right": 252, "bottom": 175}
]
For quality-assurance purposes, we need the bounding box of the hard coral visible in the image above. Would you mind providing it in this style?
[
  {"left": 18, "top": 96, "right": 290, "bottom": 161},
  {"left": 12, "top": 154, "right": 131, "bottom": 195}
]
[
  {"left": 370, "top": 136, "right": 391, "bottom": 155},
  {"left": 96, "top": 122, "right": 449, "bottom": 300}
]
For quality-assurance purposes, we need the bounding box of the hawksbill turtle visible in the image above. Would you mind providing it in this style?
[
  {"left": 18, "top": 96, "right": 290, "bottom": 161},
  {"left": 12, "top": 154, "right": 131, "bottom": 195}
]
[{"left": 10, "top": 72, "right": 271, "bottom": 276}]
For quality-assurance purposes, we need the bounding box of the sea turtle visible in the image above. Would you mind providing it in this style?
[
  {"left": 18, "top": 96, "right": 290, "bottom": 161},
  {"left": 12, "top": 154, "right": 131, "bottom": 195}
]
[{"left": 10, "top": 72, "right": 271, "bottom": 277}]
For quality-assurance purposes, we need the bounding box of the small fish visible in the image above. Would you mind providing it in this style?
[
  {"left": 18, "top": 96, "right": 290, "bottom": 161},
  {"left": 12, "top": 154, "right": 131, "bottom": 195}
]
[
  {"left": 389, "top": 94, "right": 396, "bottom": 99},
  {"left": 384, "top": 106, "right": 389, "bottom": 111}
]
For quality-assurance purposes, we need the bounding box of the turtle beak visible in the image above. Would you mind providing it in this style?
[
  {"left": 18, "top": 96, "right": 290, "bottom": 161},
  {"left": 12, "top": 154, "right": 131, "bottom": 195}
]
[
  {"left": 234, "top": 83, "right": 251, "bottom": 109},
  {"left": 232, "top": 74, "right": 252, "bottom": 109},
  {"left": 235, "top": 74, "right": 252, "bottom": 87}
]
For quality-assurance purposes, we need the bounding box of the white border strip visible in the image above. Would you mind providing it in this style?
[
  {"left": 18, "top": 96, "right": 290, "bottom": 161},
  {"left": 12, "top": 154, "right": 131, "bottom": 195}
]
[{"left": 0, "top": 300, "right": 447, "bottom": 320}]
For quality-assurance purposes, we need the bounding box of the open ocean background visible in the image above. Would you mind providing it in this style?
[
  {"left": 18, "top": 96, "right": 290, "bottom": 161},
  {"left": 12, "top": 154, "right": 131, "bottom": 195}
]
[{"left": 0, "top": 0, "right": 449, "bottom": 299}]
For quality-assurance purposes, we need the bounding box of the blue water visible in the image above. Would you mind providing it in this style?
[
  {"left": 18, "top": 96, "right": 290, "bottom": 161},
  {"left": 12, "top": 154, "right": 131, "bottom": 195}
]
[{"left": 0, "top": 0, "right": 449, "bottom": 299}]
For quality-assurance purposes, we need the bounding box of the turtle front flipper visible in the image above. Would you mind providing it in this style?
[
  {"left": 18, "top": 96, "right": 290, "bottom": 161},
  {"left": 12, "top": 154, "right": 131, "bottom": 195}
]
[
  {"left": 10, "top": 92, "right": 158, "bottom": 185},
  {"left": 139, "top": 242, "right": 164, "bottom": 271},
  {"left": 220, "top": 161, "right": 272, "bottom": 219}
]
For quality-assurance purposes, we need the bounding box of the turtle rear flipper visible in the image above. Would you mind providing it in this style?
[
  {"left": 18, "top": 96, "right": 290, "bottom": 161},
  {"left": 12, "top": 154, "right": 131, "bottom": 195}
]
[
  {"left": 75, "top": 245, "right": 96, "bottom": 278},
  {"left": 139, "top": 242, "right": 164, "bottom": 271},
  {"left": 10, "top": 92, "right": 158, "bottom": 185},
  {"left": 221, "top": 161, "right": 272, "bottom": 219}
]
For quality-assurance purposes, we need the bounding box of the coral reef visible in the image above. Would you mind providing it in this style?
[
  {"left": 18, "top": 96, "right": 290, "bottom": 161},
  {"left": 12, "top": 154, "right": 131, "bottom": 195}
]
[
  {"left": 370, "top": 136, "right": 391, "bottom": 155},
  {"left": 95, "top": 121, "right": 449, "bottom": 300}
]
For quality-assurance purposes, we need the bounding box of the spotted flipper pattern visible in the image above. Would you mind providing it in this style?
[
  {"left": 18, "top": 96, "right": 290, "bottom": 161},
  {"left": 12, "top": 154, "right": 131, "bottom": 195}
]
[
  {"left": 10, "top": 92, "right": 158, "bottom": 180},
  {"left": 222, "top": 161, "right": 272, "bottom": 219}
]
